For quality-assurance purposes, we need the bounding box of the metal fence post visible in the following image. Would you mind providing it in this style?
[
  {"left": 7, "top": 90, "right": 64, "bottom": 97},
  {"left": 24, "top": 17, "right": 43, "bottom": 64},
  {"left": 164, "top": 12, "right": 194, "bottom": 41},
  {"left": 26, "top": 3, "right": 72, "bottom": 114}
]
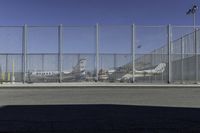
[
  {"left": 114, "top": 54, "right": 117, "bottom": 69},
  {"left": 41, "top": 54, "right": 44, "bottom": 71},
  {"left": 167, "top": 24, "right": 172, "bottom": 84},
  {"left": 114, "top": 54, "right": 117, "bottom": 81},
  {"left": 181, "top": 37, "right": 184, "bottom": 83},
  {"left": 58, "top": 24, "right": 63, "bottom": 83},
  {"left": 22, "top": 24, "right": 27, "bottom": 83},
  {"left": 6, "top": 54, "right": 8, "bottom": 76},
  {"left": 154, "top": 49, "right": 157, "bottom": 81},
  {"left": 77, "top": 54, "right": 80, "bottom": 62},
  {"left": 195, "top": 29, "right": 198, "bottom": 84},
  {"left": 96, "top": 23, "right": 99, "bottom": 82},
  {"left": 132, "top": 24, "right": 135, "bottom": 83},
  {"left": 161, "top": 48, "right": 164, "bottom": 82}
]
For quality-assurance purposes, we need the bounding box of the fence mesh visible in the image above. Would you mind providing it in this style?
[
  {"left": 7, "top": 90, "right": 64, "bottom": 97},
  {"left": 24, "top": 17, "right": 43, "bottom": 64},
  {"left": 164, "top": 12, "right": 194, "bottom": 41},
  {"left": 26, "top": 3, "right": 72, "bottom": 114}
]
[{"left": 0, "top": 25, "right": 198, "bottom": 83}]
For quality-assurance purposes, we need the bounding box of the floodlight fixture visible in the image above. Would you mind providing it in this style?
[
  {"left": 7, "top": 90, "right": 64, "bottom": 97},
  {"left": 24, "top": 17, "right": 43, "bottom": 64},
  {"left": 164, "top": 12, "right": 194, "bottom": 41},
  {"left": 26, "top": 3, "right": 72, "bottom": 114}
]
[{"left": 186, "top": 4, "right": 198, "bottom": 30}]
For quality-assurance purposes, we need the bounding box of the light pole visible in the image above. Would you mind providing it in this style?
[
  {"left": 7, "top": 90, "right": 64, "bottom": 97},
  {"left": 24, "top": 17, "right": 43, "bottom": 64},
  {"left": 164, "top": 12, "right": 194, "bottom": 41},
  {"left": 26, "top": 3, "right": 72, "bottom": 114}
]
[
  {"left": 186, "top": 4, "right": 198, "bottom": 30},
  {"left": 186, "top": 4, "right": 199, "bottom": 83}
]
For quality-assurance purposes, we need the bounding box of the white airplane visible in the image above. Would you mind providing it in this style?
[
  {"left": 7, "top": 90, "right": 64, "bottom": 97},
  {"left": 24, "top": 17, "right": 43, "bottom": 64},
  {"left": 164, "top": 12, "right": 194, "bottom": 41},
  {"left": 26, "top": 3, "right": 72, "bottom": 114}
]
[
  {"left": 98, "top": 63, "right": 166, "bottom": 82},
  {"left": 119, "top": 63, "right": 166, "bottom": 82},
  {"left": 27, "top": 59, "right": 87, "bottom": 82}
]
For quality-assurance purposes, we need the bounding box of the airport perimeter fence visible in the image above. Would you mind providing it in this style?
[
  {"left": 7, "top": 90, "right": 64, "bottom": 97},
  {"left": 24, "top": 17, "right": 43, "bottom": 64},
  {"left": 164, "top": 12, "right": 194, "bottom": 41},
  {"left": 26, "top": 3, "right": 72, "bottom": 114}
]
[{"left": 0, "top": 25, "right": 199, "bottom": 84}]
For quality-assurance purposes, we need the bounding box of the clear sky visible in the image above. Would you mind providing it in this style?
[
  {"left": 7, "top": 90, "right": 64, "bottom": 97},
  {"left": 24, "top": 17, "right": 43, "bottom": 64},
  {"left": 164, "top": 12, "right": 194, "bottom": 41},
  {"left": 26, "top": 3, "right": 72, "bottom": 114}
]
[
  {"left": 0, "top": 0, "right": 197, "bottom": 25},
  {"left": 0, "top": 0, "right": 199, "bottom": 25},
  {"left": 0, "top": 0, "right": 199, "bottom": 54}
]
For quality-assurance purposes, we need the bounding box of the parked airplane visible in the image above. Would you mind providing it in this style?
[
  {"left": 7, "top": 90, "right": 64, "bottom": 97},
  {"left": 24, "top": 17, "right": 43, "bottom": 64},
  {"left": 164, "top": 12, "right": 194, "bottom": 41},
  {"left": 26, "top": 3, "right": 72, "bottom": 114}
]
[
  {"left": 98, "top": 63, "right": 166, "bottom": 82},
  {"left": 27, "top": 59, "right": 87, "bottom": 82},
  {"left": 118, "top": 63, "right": 166, "bottom": 82}
]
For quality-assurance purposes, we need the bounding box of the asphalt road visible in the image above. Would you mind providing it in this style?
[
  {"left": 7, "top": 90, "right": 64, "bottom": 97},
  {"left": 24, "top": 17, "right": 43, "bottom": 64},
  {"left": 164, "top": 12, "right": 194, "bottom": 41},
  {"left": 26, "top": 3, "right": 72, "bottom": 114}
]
[
  {"left": 0, "top": 87, "right": 199, "bottom": 107},
  {"left": 0, "top": 87, "right": 200, "bottom": 132}
]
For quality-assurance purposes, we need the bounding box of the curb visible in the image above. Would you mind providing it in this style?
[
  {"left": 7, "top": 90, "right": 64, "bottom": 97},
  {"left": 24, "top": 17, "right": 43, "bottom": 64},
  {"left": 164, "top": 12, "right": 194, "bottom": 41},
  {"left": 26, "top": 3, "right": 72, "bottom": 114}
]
[{"left": 0, "top": 83, "right": 200, "bottom": 89}]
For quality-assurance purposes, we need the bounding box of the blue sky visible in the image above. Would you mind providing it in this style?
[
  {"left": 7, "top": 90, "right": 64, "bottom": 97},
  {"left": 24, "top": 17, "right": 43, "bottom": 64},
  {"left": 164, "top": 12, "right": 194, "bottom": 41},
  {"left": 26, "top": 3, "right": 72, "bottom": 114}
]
[
  {"left": 0, "top": 0, "right": 199, "bottom": 54},
  {"left": 0, "top": 0, "right": 199, "bottom": 25}
]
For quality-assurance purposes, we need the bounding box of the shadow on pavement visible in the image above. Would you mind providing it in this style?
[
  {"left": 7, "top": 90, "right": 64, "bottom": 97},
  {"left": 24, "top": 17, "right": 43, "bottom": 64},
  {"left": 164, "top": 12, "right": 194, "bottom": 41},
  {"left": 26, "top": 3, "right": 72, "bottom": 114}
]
[{"left": 0, "top": 104, "right": 199, "bottom": 133}]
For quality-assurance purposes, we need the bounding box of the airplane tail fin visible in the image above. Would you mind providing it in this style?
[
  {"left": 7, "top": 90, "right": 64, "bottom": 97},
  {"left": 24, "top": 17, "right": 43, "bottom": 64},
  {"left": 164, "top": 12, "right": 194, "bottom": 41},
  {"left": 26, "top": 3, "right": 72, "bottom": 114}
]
[
  {"left": 154, "top": 63, "right": 166, "bottom": 73},
  {"left": 79, "top": 58, "right": 87, "bottom": 72},
  {"left": 73, "top": 58, "right": 87, "bottom": 73}
]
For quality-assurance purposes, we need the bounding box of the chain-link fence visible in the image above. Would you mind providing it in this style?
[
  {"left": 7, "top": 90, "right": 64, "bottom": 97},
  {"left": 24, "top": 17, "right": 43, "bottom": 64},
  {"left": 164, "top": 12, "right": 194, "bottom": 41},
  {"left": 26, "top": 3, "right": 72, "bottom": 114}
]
[{"left": 0, "top": 25, "right": 199, "bottom": 83}]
